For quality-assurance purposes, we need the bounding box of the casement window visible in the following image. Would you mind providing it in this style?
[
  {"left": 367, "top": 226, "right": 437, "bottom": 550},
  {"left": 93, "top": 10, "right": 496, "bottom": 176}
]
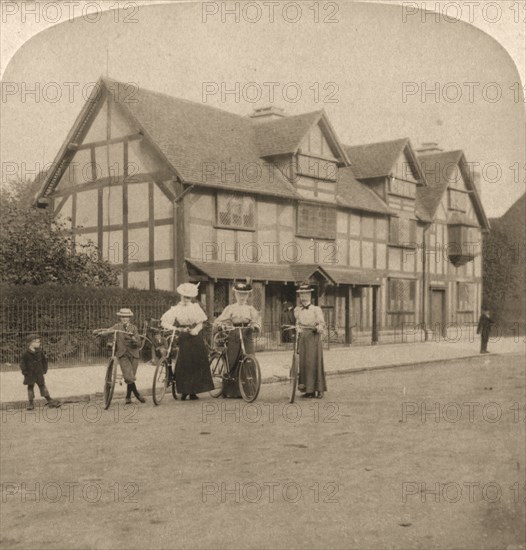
[
  {"left": 457, "top": 282, "right": 475, "bottom": 311},
  {"left": 389, "top": 217, "right": 417, "bottom": 247},
  {"left": 388, "top": 177, "right": 416, "bottom": 199},
  {"left": 388, "top": 278, "right": 416, "bottom": 313},
  {"left": 216, "top": 193, "right": 255, "bottom": 230},
  {"left": 448, "top": 189, "right": 467, "bottom": 212},
  {"left": 296, "top": 202, "right": 336, "bottom": 240}
]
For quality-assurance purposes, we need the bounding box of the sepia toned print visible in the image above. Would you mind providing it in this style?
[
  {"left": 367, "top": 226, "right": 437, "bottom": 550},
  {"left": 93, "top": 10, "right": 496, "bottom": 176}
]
[{"left": 1, "top": 2, "right": 524, "bottom": 549}]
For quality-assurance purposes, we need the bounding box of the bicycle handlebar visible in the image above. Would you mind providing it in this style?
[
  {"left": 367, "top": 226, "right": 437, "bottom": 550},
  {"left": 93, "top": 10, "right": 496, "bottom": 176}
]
[{"left": 93, "top": 328, "right": 134, "bottom": 336}]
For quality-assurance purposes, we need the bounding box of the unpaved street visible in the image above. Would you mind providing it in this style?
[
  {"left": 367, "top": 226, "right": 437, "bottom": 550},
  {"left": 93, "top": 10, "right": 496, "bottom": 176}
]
[{"left": 1, "top": 354, "right": 525, "bottom": 550}]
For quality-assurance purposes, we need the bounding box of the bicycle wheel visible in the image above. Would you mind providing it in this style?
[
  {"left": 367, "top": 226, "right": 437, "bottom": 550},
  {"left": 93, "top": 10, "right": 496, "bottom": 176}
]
[
  {"left": 209, "top": 352, "right": 226, "bottom": 398},
  {"left": 171, "top": 351, "right": 178, "bottom": 400},
  {"left": 238, "top": 354, "right": 261, "bottom": 403},
  {"left": 103, "top": 358, "right": 118, "bottom": 410},
  {"left": 152, "top": 358, "right": 168, "bottom": 406},
  {"left": 289, "top": 352, "right": 299, "bottom": 404}
]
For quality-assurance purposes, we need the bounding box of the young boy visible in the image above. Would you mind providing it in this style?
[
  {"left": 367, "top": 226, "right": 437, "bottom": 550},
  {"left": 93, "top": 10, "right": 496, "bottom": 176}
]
[
  {"left": 20, "top": 334, "right": 59, "bottom": 410},
  {"left": 94, "top": 308, "right": 146, "bottom": 404}
]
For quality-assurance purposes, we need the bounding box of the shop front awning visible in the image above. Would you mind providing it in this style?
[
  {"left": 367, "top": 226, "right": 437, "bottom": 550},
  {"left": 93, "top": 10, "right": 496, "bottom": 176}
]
[
  {"left": 185, "top": 260, "right": 335, "bottom": 284},
  {"left": 323, "top": 267, "right": 382, "bottom": 286}
]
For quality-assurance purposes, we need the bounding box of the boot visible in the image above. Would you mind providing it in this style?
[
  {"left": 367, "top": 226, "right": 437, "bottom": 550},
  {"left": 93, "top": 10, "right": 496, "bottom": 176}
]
[
  {"left": 126, "top": 384, "right": 133, "bottom": 404},
  {"left": 189, "top": 394, "right": 199, "bottom": 400},
  {"left": 131, "top": 383, "right": 146, "bottom": 403},
  {"left": 27, "top": 401, "right": 35, "bottom": 411},
  {"left": 43, "top": 391, "right": 59, "bottom": 408}
]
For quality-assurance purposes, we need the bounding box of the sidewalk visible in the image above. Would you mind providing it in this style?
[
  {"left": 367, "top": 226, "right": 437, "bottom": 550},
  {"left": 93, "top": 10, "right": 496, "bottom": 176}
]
[{"left": 1, "top": 337, "right": 524, "bottom": 407}]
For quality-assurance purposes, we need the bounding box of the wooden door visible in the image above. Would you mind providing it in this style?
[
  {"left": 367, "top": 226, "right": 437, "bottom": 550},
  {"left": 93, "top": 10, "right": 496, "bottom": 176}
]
[{"left": 430, "top": 289, "right": 445, "bottom": 335}]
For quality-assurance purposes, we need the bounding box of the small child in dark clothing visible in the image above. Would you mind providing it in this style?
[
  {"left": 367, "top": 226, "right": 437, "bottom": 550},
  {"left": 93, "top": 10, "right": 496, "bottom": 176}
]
[{"left": 20, "top": 334, "right": 59, "bottom": 410}]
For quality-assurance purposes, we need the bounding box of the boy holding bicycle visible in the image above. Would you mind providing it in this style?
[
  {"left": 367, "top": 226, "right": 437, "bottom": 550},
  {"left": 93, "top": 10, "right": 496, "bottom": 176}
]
[{"left": 93, "top": 308, "right": 146, "bottom": 404}]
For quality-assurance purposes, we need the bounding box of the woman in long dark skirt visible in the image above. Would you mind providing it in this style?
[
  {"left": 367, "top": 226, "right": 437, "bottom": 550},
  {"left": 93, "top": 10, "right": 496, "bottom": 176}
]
[
  {"left": 160, "top": 283, "right": 214, "bottom": 400},
  {"left": 294, "top": 283, "right": 327, "bottom": 398},
  {"left": 214, "top": 282, "right": 261, "bottom": 398}
]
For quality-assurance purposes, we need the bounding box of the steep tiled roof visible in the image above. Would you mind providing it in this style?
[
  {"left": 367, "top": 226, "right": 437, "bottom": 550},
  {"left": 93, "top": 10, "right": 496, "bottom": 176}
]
[
  {"left": 416, "top": 150, "right": 489, "bottom": 230},
  {"left": 255, "top": 111, "right": 323, "bottom": 157},
  {"left": 416, "top": 150, "right": 462, "bottom": 220},
  {"left": 336, "top": 167, "right": 392, "bottom": 215},
  {"left": 344, "top": 138, "right": 410, "bottom": 179},
  {"left": 107, "top": 79, "right": 298, "bottom": 199}
]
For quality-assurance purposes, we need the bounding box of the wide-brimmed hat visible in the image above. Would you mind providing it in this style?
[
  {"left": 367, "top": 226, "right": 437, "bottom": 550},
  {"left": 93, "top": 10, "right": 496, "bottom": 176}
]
[
  {"left": 233, "top": 282, "right": 253, "bottom": 293},
  {"left": 177, "top": 282, "right": 199, "bottom": 298},
  {"left": 116, "top": 308, "right": 134, "bottom": 318},
  {"left": 296, "top": 283, "right": 314, "bottom": 294}
]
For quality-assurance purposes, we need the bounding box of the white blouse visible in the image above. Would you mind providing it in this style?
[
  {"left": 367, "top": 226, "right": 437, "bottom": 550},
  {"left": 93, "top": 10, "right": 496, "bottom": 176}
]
[
  {"left": 215, "top": 303, "right": 262, "bottom": 329},
  {"left": 160, "top": 302, "right": 207, "bottom": 329},
  {"left": 294, "top": 304, "right": 326, "bottom": 334}
]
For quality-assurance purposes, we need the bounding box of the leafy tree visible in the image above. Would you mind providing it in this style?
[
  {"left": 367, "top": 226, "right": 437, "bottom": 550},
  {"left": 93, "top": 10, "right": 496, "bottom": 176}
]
[{"left": 0, "top": 177, "right": 119, "bottom": 286}]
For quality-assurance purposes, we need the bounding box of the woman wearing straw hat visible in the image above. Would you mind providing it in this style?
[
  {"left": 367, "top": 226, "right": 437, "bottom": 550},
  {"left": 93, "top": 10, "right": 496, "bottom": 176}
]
[
  {"left": 214, "top": 281, "right": 261, "bottom": 398},
  {"left": 160, "top": 283, "right": 214, "bottom": 400},
  {"left": 294, "top": 283, "right": 327, "bottom": 398}
]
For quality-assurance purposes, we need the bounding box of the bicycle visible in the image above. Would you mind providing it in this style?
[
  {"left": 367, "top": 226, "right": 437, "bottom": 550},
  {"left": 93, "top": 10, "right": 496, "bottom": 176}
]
[
  {"left": 282, "top": 325, "right": 301, "bottom": 403},
  {"left": 151, "top": 325, "right": 190, "bottom": 406},
  {"left": 209, "top": 324, "right": 261, "bottom": 403},
  {"left": 93, "top": 328, "right": 136, "bottom": 410}
]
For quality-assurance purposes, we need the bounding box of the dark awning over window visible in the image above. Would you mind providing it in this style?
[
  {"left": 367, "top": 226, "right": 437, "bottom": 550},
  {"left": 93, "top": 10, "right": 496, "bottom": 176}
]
[
  {"left": 186, "top": 260, "right": 380, "bottom": 286},
  {"left": 186, "top": 260, "right": 335, "bottom": 283},
  {"left": 323, "top": 267, "right": 382, "bottom": 286}
]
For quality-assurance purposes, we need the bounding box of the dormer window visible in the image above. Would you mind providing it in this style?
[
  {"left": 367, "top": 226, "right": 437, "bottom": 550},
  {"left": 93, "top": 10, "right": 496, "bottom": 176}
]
[
  {"left": 448, "top": 188, "right": 467, "bottom": 212},
  {"left": 388, "top": 177, "right": 416, "bottom": 199}
]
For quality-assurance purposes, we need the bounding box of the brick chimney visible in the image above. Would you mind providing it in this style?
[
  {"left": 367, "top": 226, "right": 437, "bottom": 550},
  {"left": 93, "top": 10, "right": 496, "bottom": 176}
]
[
  {"left": 416, "top": 142, "right": 443, "bottom": 154},
  {"left": 249, "top": 106, "right": 286, "bottom": 122}
]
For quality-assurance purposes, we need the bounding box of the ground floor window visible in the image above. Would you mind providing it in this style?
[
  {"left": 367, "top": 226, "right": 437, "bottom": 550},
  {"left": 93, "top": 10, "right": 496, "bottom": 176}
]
[
  {"left": 457, "top": 282, "right": 475, "bottom": 312},
  {"left": 388, "top": 278, "right": 416, "bottom": 313}
]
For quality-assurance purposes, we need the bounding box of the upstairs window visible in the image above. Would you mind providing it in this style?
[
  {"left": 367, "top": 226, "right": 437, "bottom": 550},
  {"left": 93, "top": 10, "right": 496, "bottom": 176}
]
[
  {"left": 389, "top": 217, "right": 417, "bottom": 247},
  {"left": 389, "top": 177, "right": 416, "bottom": 198},
  {"left": 448, "top": 188, "right": 467, "bottom": 212},
  {"left": 216, "top": 193, "right": 255, "bottom": 230},
  {"left": 296, "top": 202, "right": 336, "bottom": 240},
  {"left": 388, "top": 278, "right": 416, "bottom": 313}
]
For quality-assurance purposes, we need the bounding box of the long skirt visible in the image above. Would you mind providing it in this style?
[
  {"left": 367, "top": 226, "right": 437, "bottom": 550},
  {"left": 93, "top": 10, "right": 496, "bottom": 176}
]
[
  {"left": 175, "top": 333, "right": 214, "bottom": 395},
  {"left": 298, "top": 331, "right": 327, "bottom": 393},
  {"left": 223, "top": 328, "right": 255, "bottom": 398}
]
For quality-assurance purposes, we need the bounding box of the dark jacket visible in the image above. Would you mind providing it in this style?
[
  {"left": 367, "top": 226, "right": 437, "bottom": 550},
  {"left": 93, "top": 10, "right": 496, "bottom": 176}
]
[
  {"left": 280, "top": 307, "right": 295, "bottom": 328},
  {"left": 20, "top": 349, "right": 48, "bottom": 386},
  {"left": 477, "top": 314, "right": 494, "bottom": 336},
  {"left": 110, "top": 322, "right": 141, "bottom": 358}
]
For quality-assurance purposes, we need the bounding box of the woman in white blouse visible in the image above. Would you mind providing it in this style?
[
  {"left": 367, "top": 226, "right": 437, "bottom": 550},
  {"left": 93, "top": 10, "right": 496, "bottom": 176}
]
[
  {"left": 161, "top": 283, "right": 214, "bottom": 400},
  {"left": 294, "top": 283, "right": 327, "bottom": 398},
  {"left": 214, "top": 282, "right": 261, "bottom": 397}
]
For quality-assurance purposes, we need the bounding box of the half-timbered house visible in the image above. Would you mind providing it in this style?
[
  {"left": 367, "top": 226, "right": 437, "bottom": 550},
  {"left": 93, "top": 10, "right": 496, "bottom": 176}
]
[{"left": 36, "top": 77, "right": 490, "bottom": 344}]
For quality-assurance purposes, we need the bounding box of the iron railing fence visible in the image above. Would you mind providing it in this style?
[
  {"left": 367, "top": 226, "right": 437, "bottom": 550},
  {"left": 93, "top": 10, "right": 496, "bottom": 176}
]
[{"left": 0, "top": 299, "right": 347, "bottom": 368}]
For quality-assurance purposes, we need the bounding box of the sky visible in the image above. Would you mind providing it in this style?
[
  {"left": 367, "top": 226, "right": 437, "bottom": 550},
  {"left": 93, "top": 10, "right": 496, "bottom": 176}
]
[{"left": 1, "top": 0, "right": 525, "bottom": 218}]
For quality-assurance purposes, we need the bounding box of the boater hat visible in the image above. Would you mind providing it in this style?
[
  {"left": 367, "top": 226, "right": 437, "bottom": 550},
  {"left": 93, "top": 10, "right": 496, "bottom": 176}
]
[
  {"left": 296, "top": 283, "right": 314, "bottom": 294},
  {"left": 116, "top": 308, "right": 134, "bottom": 318},
  {"left": 177, "top": 282, "right": 199, "bottom": 298},
  {"left": 233, "top": 282, "right": 253, "bottom": 293}
]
